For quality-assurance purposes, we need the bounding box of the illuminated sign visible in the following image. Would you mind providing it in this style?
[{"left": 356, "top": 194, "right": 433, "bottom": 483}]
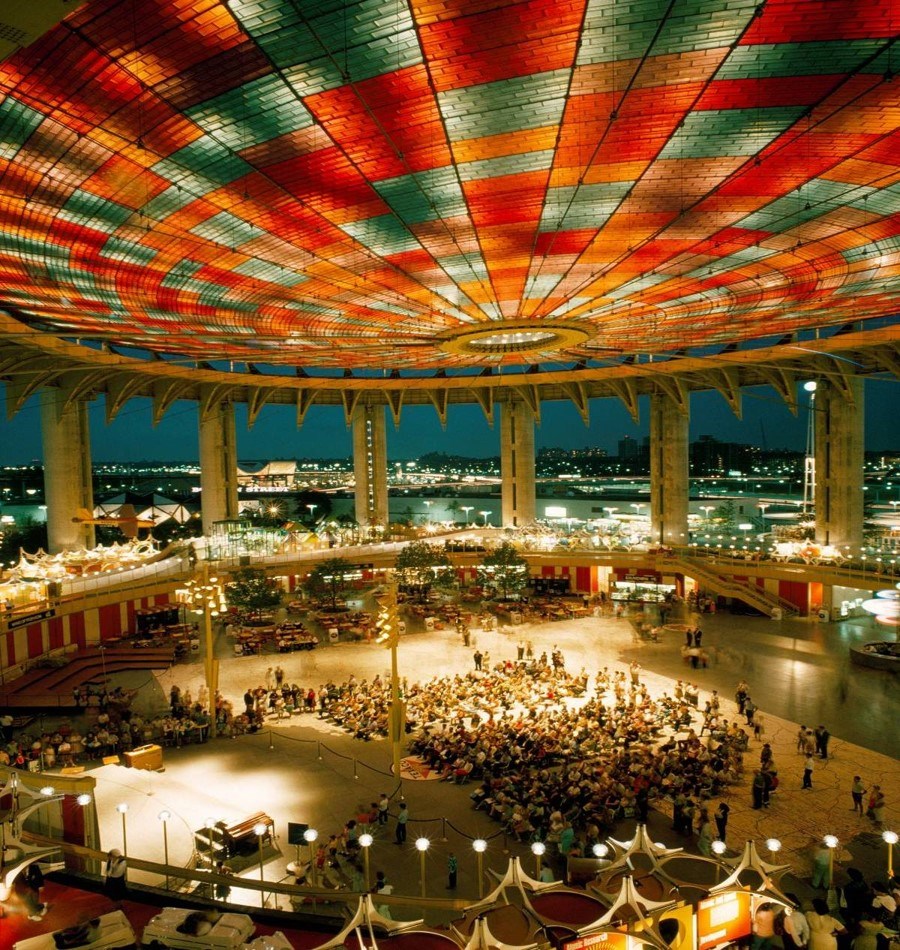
[
  {"left": 564, "top": 933, "right": 631, "bottom": 950},
  {"left": 697, "top": 892, "right": 752, "bottom": 950}
]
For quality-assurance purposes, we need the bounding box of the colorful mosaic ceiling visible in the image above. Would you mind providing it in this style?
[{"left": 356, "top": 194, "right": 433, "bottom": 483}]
[{"left": 0, "top": 0, "right": 898, "bottom": 374}]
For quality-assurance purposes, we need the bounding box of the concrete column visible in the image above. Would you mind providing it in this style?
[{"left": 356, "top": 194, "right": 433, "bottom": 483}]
[
  {"left": 40, "top": 387, "right": 94, "bottom": 552},
  {"left": 352, "top": 404, "right": 388, "bottom": 527},
  {"left": 199, "top": 400, "right": 239, "bottom": 535},
  {"left": 814, "top": 377, "right": 864, "bottom": 551},
  {"left": 649, "top": 392, "right": 689, "bottom": 546},
  {"left": 500, "top": 399, "right": 536, "bottom": 527}
]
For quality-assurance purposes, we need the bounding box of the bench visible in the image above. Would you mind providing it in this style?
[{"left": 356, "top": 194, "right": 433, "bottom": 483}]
[{"left": 216, "top": 812, "right": 274, "bottom": 857}]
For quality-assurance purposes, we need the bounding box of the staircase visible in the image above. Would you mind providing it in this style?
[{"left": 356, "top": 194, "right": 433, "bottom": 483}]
[{"left": 668, "top": 555, "right": 800, "bottom": 617}]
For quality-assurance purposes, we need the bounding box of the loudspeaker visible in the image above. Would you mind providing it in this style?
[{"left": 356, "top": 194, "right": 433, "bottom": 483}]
[
  {"left": 287, "top": 822, "right": 309, "bottom": 845},
  {"left": 102, "top": 755, "right": 120, "bottom": 765}
]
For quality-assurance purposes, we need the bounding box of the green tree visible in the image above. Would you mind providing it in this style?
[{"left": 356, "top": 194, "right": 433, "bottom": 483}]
[
  {"left": 0, "top": 517, "right": 49, "bottom": 564},
  {"left": 393, "top": 541, "right": 456, "bottom": 602},
  {"left": 225, "top": 568, "right": 283, "bottom": 613},
  {"left": 477, "top": 541, "right": 529, "bottom": 600},
  {"left": 304, "top": 557, "right": 355, "bottom": 610}
]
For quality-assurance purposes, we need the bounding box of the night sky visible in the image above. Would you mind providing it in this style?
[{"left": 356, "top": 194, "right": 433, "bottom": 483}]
[{"left": 1, "top": 378, "right": 899, "bottom": 464}]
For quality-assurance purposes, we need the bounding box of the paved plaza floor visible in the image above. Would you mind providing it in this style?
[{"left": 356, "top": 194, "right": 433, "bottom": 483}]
[{"left": 70, "top": 602, "right": 896, "bottom": 917}]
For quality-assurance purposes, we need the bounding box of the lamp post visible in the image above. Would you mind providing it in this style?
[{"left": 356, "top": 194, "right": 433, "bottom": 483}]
[
  {"left": 479, "top": 510, "right": 491, "bottom": 527},
  {"left": 306, "top": 504, "right": 317, "bottom": 522},
  {"left": 461, "top": 506, "right": 473, "bottom": 525},
  {"left": 253, "top": 822, "right": 268, "bottom": 907},
  {"left": 358, "top": 832, "right": 373, "bottom": 889},
  {"left": 175, "top": 571, "right": 226, "bottom": 739},
  {"left": 205, "top": 816, "right": 216, "bottom": 868},
  {"left": 116, "top": 803, "right": 128, "bottom": 882},
  {"left": 758, "top": 503, "right": 769, "bottom": 531},
  {"left": 302, "top": 827, "right": 319, "bottom": 886},
  {"left": 158, "top": 810, "right": 170, "bottom": 890},
  {"left": 415, "top": 837, "right": 430, "bottom": 898},
  {"left": 375, "top": 585, "right": 405, "bottom": 781},
  {"left": 824, "top": 834, "right": 839, "bottom": 887},
  {"left": 884, "top": 830, "right": 898, "bottom": 877},
  {"left": 531, "top": 841, "right": 545, "bottom": 879},
  {"left": 473, "top": 839, "right": 487, "bottom": 898},
  {"left": 711, "top": 839, "right": 727, "bottom": 882}
]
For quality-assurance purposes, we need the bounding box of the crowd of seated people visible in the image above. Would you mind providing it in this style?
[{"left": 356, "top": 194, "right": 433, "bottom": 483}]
[{"left": 403, "top": 661, "right": 747, "bottom": 853}]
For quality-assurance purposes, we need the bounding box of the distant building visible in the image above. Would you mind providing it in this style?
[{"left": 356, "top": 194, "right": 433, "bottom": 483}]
[
  {"left": 618, "top": 436, "right": 640, "bottom": 459},
  {"left": 691, "top": 435, "right": 757, "bottom": 475}
]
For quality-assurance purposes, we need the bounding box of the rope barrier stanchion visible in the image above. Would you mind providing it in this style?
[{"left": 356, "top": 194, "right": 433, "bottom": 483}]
[
  {"left": 441, "top": 817, "right": 448, "bottom": 842},
  {"left": 268, "top": 730, "right": 275, "bottom": 752},
  {"left": 503, "top": 832, "right": 509, "bottom": 854},
  {"left": 353, "top": 759, "right": 358, "bottom": 780},
  {"left": 317, "top": 741, "right": 322, "bottom": 760}
]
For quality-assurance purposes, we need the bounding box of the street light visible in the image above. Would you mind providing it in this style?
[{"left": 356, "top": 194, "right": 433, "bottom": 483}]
[
  {"left": 415, "top": 837, "right": 430, "bottom": 898},
  {"left": 479, "top": 510, "right": 491, "bottom": 527},
  {"left": 531, "top": 841, "right": 546, "bottom": 879},
  {"left": 158, "top": 810, "right": 170, "bottom": 890},
  {"left": 765, "top": 838, "right": 782, "bottom": 853},
  {"left": 374, "top": 585, "right": 404, "bottom": 781},
  {"left": 205, "top": 816, "right": 216, "bottom": 868},
  {"left": 472, "top": 839, "right": 487, "bottom": 899},
  {"left": 358, "top": 832, "right": 373, "bottom": 889},
  {"left": 883, "top": 830, "right": 898, "bottom": 877},
  {"left": 824, "top": 834, "right": 839, "bottom": 886},
  {"left": 303, "top": 828, "right": 319, "bottom": 886},
  {"left": 116, "top": 804, "right": 129, "bottom": 880},
  {"left": 175, "top": 571, "right": 227, "bottom": 739},
  {"left": 461, "top": 506, "right": 473, "bottom": 525},
  {"left": 253, "top": 822, "right": 268, "bottom": 907},
  {"left": 306, "top": 504, "right": 317, "bottom": 522}
]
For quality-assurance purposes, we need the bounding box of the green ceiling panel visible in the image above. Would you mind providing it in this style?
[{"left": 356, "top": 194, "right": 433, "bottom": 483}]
[
  {"left": 0, "top": 95, "right": 43, "bottom": 160},
  {"left": 718, "top": 40, "right": 885, "bottom": 79},
  {"left": 659, "top": 106, "right": 805, "bottom": 159}
]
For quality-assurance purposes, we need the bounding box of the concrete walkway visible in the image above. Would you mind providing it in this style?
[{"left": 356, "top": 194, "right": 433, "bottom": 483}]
[{"left": 71, "top": 601, "right": 898, "bottom": 923}]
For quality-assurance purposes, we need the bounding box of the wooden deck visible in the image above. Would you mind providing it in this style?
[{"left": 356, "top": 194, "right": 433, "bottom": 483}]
[{"left": 0, "top": 646, "right": 175, "bottom": 709}]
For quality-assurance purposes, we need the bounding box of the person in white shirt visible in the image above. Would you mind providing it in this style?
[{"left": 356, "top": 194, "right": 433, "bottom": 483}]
[{"left": 782, "top": 895, "right": 810, "bottom": 950}]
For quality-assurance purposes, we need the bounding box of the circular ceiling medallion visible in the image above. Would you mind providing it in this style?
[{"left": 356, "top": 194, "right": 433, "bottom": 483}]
[{"left": 439, "top": 322, "right": 589, "bottom": 356}]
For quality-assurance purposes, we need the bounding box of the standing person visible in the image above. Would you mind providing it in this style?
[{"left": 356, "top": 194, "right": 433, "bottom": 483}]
[
  {"left": 377, "top": 792, "right": 390, "bottom": 826},
  {"left": 851, "top": 776, "right": 867, "bottom": 816},
  {"left": 751, "top": 902, "right": 777, "bottom": 950},
  {"left": 447, "top": 852, "right": 458, "bottom": 889},
  {"left": 714, "top": 802, "right": 730, "bottom": 844},
  {"left": 802, "top": 754, "right": 814, "bottom": 789},
  {"left": 473, "top": 650, "right": 483, "bottom": 671},
  {"left": 814, "top": 725, "right": 829, "bottom": 759},
  {"left": 14, "top": 866, "right": 46, "bottom": 920},
  {"left": 867, "top": 786, "right": 886, "bottom": 826},
  {"left": 735, "top": 681, "right": 749, "bottom": 715},
  {"left": 744, "top": 697, "right": 756, "bottom": 726},
  {"left": 807, "top": 897, "right": 846, "bottom": 950},
  {"left": 797, "top": 725, "right": 808, "bottom": 753},
  {"left": 685, "top": 628, "right": 694, "bottom": 647},
  {"left": 395, "top": 801, "right": 408, "bottom": 845},
  {"left": 811, "top": 841, "right": 832, "bottom": 889},
  {"left": 214, "top": 860, "right": 233, "bottom": 901},
  {"left": 781, "top": 895, "right": 810, "bottom": 950},
  {"left": 694, "top": 628, "right": 703, "bottom": 647},
  {"left": 105, "top": 849, "right": 127, "bottom": 902},
  {"left": 752, "top": 771, "right": 766, "bottom": 810}
]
